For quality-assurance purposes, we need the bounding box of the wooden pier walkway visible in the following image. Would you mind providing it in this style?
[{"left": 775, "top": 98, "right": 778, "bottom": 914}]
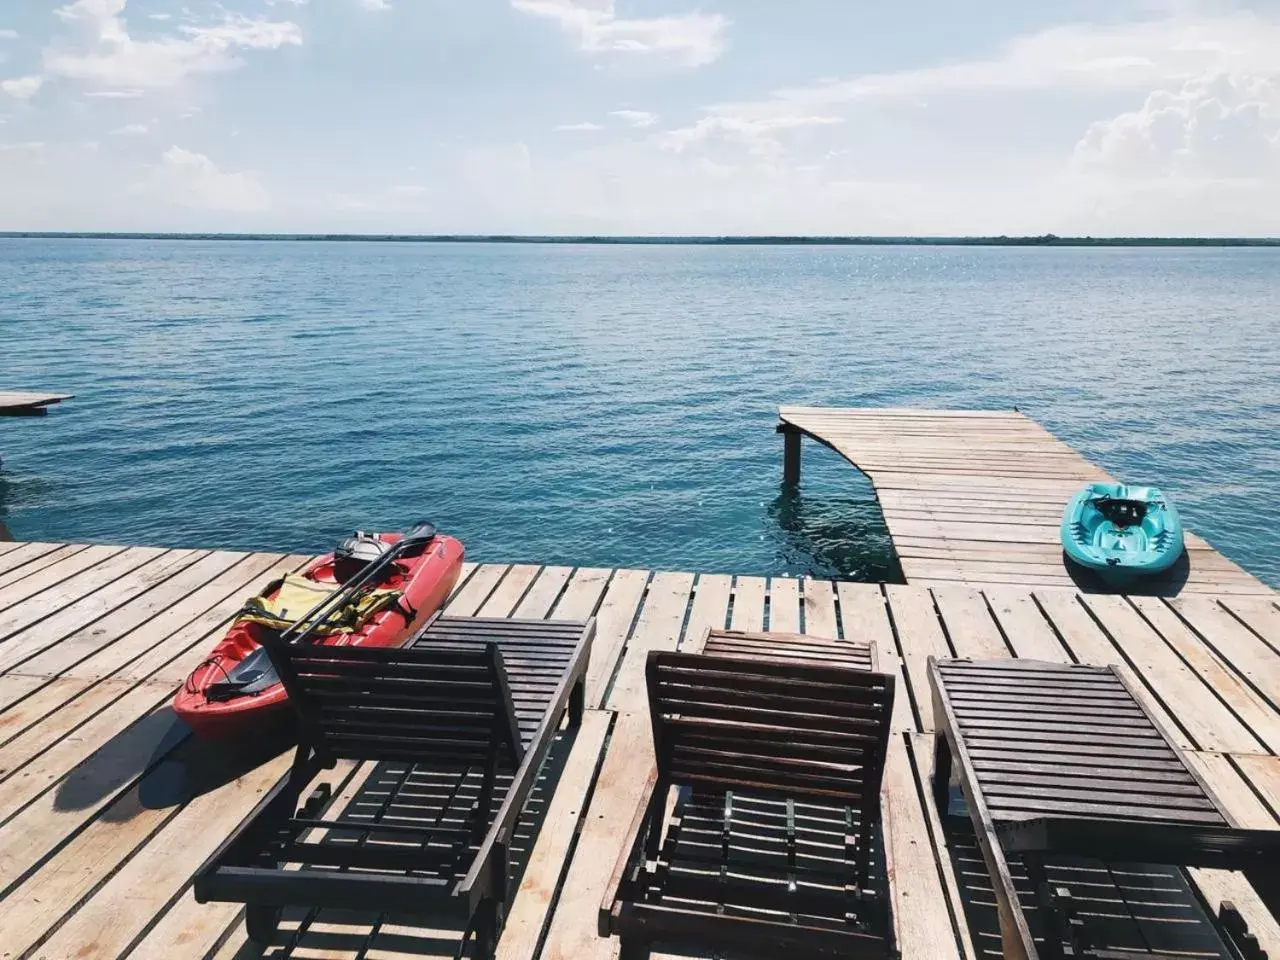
[
  {"left": 0, "top": 539, "right": 1276, "bottom": 959},
  {"left": 778, "top": 405, "right": 1273, "bottom": 596},
  {"left": 0, "top": 391, "right": 71, "bottom": 416}
]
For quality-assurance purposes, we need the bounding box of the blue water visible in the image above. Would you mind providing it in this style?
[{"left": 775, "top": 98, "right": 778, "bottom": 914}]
[{"left": 2, "top": 239, "right": 1277, "bottom": 586}]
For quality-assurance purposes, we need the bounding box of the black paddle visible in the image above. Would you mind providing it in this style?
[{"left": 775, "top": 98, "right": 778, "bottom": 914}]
[{"left": 204, "top": 521, "right": 438, "bottom": 701}]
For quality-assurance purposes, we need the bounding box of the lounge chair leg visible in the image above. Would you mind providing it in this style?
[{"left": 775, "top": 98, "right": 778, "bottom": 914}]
[
  {"left": 245, "top": 904, "right": 279, "bottom": 945},
  {"left": 932, "top": 734, "right": 953, "bottom": 817},
  {"left": 473, "top": 900, "right": 499, "bottom": 960},
  {"left": 568, "top": 679, "right": 585, "bottom": 727}
]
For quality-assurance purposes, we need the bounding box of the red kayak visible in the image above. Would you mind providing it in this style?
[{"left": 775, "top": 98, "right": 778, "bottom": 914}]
[{"left": 175, "top": 525, "right": 464, "bottom": 740}]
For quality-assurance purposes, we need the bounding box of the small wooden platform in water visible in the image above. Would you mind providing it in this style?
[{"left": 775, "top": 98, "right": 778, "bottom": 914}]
[
  {"left": 0, "top": 391, "right": 72, "bottom": 416},
  {"left": 778, "top": 405, "right": 1274, "bottom": 596},
  {"left": 0, "top": 540, "right": 1277, "bottom": 959}
]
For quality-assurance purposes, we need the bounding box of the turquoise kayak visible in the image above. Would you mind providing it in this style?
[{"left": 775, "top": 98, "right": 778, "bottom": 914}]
[{"left": 1061, "top": 483, "right": 1184, "bottom": 583}]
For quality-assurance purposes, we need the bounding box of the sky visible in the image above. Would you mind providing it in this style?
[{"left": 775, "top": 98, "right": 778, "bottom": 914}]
[{"left": 0, "top": 0, "right": 1278, "bottom": 235}]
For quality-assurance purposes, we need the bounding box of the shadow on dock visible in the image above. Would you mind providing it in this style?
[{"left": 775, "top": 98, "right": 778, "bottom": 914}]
[
  {"left": 942, "top": 806, "right": 1235, "bottom": 958},
  {"left": 55, "top": 709, "right": 294, "bottom": 817},
  {"left": 211, "top": 715, "right": 582, "bottom": 958},
  {"left": 1064, "top": 548, "right": 1194, "bottom": 597}
]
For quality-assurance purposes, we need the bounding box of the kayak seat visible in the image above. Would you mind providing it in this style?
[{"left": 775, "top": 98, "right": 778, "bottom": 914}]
[{"left": 237, "top": 573, "right": 403, "bottom": 635}]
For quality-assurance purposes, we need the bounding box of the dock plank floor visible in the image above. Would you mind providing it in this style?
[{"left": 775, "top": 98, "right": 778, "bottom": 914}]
[
  {"left": 0, "top": 543, "right": 1276, "bottom": 958},
  {"left": 779, "top": 405, "right": 1274, "bottom": 595},
  {"left": 0, "top": 391, "right": 71, "bottom": 416}
]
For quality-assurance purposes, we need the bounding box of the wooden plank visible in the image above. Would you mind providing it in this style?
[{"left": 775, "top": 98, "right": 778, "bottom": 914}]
[
  {"left": 0, "top": 699, "right": 187, "bottom": 894},
  {"left": 1169, "top": 597, "right": 1280, "bottom": 708},
  {"left": 984, "top": 588, "right": 1068, "bottom": 661},
  {"left": 1179, "top": 751, "right": 1280, "bottom": 959},
  {"left": 75, "top": 553, "right": 304, "bottom": 685},
  {"left": 836, "top": 583, "right": 912, "bottom": 732},
  {"left": 884, "top": 584, "right": 950, "bottom": 732},
  {"left": 767, "top": 576, "right": 800, "bottom": 633},
  {"left": 0, "top": 735, "right": 295, "bottom": 957},
  {"left": 0, "top": 544, "right": 125, "bottom": 614},
  {"left": 443, "top": 562, "right": 509, "bottom": 617},
  {"left": 1129, "top": 596, "right": 1280, "bottom": 754},
  {"left": 26, "top": 747, "right": 295, "bottom": 960},
  {"left": 802, "top": 578, "right": 838, "bottom": 639},
  {"left": 1219, "top": 597, "right": 1280, "bottom": 652},
  {"left": 477, "top": 564, "right": 542, "bottom": 617},
  {"left": 1076, "top": 597, "right": 1262, "bottom": 755},
  {"left": 1233, "top": 754, "right": 1280, "bottom": 818},
  {"left": 581, "top": 569, "right": 649, "bottom": 709},
  {"left": 0, "top": 542, "right": 73, "bottom": 580},
  {"left": 903, "top": 731, "right": 977, "bottom": 960},
  {"left": 931, "top": 585, "right": 1007, "bottom": 659},
  {"left": 0, "top": 390, "right": 71, "bottom": 411},
  {"left": 680, "top": 573, "right": 732, "bottom": 649},
  {"left": 513, "top": 565, "right": 573, "bottom": 619},
  {"left": 0, "top": 546, "right": 169, "bottom": 641},
  {"left": 124, "top": 762, "right": 366, "bottom": 959},
  {"left": 0, "top": 548, "right": 209, "bottom": 673},
  {"left": 0, "top": 562, "right": 301, "bottom": 838},
  {"left": 601, "top": 572, "right": 693, "bottom": 712},
  {"left": 730, "top": 575, "right": 766, "bottom": 632},
  {"left": 540, "top": 572, "right": 694, "bottom": 960},
  {"left": 550, "top": 567, "right": 611, "bottom": 620},
  {"left": 495, "top": 709, "right": 610, "bottom": 960},
  {"left": 3, "top": 550, "right": 256, "bottom": 685}
]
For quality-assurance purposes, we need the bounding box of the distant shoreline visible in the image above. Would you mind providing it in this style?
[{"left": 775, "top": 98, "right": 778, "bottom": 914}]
[{"left": 1, "top": 232, "right": 1278, "bottom": 247}]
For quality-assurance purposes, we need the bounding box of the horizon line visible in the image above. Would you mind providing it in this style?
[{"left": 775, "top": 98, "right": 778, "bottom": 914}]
[{"left": 1, "top": 232, "right": 1279, "bottom": 247}]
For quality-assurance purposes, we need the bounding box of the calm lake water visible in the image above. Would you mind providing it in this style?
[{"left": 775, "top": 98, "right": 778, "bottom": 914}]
[{"left": 2, "top": 239, "right": 1277, "bottom": 586}]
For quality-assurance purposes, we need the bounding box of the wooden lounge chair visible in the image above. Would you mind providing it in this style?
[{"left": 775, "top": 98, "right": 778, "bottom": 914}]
[
  {"left": 928, "top": 657, "right": 1279, "bottom": 960},
  {"left": 194, "top": 614, "right": 594, "bottom": 957},
  {"left": 687, "top": 626, "right": 876, "bottom": 671},
  {"left": 600, "top": 643, "right": 897, "bottom": 960}
]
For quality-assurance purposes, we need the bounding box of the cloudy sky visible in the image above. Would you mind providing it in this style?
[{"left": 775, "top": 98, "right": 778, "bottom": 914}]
[{"left": 1, "top": 0, "right": 1278, "bottom": 234}]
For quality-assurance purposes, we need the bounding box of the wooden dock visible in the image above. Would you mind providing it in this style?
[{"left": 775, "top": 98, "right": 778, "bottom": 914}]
[
  {"left": 0, "top": 539, "right": 1276, "bottom": 958},
  {"left": 778, "top": 406, "right": 1274, "bottom": 596},
  {"left": 0, "top": 391, "right": 72, "bottom": 417}
]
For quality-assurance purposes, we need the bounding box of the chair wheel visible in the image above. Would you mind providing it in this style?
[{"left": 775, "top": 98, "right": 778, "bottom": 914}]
[{"left": 245, "top": 904, "right": 279, "bottom": 944}]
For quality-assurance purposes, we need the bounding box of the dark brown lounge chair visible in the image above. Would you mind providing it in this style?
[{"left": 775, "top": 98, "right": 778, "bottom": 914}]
[
  {"left": 194, "top": 614, "right": 594, "bottom": 957},
  {"left": 600, "top": 641, "right": 897, "bottom": 960},
  {"left": 928, "top": 656, "right": 1279, "bottom": 960},
  {"left": 687, "top": 625, "right": 876, "bottom": 671}
]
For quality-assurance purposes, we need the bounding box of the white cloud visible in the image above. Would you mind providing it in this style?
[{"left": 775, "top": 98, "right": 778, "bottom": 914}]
[
  {"left": 149, "top": 145, "right": 269, "bottom": 211},
  {"left": 0, "top": 140, "right": 44, "bottom": 152},
  {"left": 84, "top": 88, "right": 142, "bottom": 98},
  {"left": 147, "top": 13, "right": 170, "bottom": 21},
  {"left": 1, "top": 75, "right": 43, "bottom": 99},
  {"left": 709, "top": 12, "right": 1280, "bottom": 122},
  {"left": 512, "top": 0, "right": 727, "bottom": 68},
  {"left": 111, "top": 121, "right": 149, "bottom": 135},
  {"left": 554, "top": 120, "right": 603, "bottom": 131},
  {"left": 44, "top": 0, "right": 302, "bottom": 91},
  {"left": 357, "top": 0, "right": 392, "bottom": 10},
  {"left": 1074, "top": 73, "right": 1280, "bottom": 179},
  {"left": 610, "top": 109, "right": 658, "bottom": 128},
  {"left": 0, "top": 29, "right": 20, "bottom": 41},
  {"left": 661, "top": 114, "right": 843, "bottom": 157}
]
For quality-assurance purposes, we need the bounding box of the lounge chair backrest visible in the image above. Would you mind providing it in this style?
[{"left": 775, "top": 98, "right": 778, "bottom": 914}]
[
  {"left": 269, "top": 641, "right": 524, "bottom": 768},
  {"left": 645, "top": 651, "right": 894, "bottom": 806}
]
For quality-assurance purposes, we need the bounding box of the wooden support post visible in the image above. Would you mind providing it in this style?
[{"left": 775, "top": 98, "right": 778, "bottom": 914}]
[{"left": 779, "top": 423, "right": 802, "bottom": 486}]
